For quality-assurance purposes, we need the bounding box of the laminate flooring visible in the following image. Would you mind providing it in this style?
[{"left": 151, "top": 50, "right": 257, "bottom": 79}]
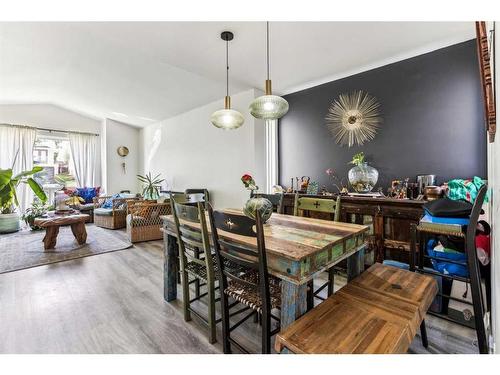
[{"left": 0, "top": 227, "right": 479, "bottom": 354}]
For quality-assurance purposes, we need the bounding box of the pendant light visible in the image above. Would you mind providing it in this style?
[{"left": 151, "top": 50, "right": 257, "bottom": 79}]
[
  {"left": 249, "top": 22, "right": 289, "bottom": 120},
  {"left": 211, "top": 31, "right": 244, "bottom": 130}
]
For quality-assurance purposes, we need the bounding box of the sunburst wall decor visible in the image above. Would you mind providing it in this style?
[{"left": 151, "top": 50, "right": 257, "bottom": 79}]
[{"left": 325, "top": 90, "right": 382, "bottom": 147}]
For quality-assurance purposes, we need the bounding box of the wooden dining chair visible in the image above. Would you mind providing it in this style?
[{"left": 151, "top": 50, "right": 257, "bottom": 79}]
[
  {"left": 294, "top": 193, "right": 341, "bottom": 308},
  {"left": 207, "top": 205, "right": 281, "bottom": 354},
  {"left": 170, "top": 199, "right": 219, "bottom": 343},
  {"left": 250, "top": 192, "right": 284, "bottom": 214},
  {"left": 185, "top": 188, "right": 209, "bottom": 208}
]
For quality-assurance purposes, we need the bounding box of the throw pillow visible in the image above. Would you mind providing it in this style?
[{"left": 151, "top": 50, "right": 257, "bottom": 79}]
[
  {"left": 76, "top": 186, "right": 101, "bottom": 204},
  {"left": 102, "top": 193, "right": 121, "bottom": 209}
]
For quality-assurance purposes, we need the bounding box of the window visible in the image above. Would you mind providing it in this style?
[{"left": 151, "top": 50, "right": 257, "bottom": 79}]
[
  {"left": 33, "top": 134, "right": 77, "bottom": 188},
  {"left": 265, "top": 119, "right": 278, "bottom": 193}
]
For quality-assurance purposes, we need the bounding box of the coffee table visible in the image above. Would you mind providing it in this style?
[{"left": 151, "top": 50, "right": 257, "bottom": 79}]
[{"left": 34, "top": 213, "right": 90, "bottom": 250}]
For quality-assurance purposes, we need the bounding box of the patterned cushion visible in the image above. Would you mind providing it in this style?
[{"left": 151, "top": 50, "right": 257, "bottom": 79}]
[
  {"left": 225, "top": 270, "right": 281, "bottom": 312},
  {"left": 76, "top": 187, "right": 101, "bottom": 204},
  {"left": 102, "top": 193, "right": 121, "bottom": 209}
]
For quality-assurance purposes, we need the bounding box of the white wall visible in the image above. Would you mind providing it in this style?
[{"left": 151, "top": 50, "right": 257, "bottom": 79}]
[
  {"left": 104, "top": 119, "right": 140, "bottom": 194},
  {"left": 141, "top": 89, "right": 266, "bottom": 209}
]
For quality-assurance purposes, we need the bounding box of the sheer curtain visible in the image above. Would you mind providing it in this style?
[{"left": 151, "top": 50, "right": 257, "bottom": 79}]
[
  {"left": 68, "top": 133, "right": 98, "bottom": 187},
  {"left": 0, "top": 125, "right": 36, "bottom": 213}
]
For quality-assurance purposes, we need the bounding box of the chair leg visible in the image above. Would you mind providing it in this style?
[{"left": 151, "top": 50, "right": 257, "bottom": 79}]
[
  {"left": 420, "top": 319, "right": 428, "bottom": 348},
  {"left": 253, "top": 311, "right": 259, "bottom": 323},
  {"left": 221, "top": 294, "right": 231, "bottom": 354},
  {"left": 207, "top": 279, "right": 217, "bottom": 344},
  {"left": 327, "top": 268, "right": 335, "bottom": 296},
  {"left": 180, "top": 270, "right": 191, "bottom": 321},
  {"left": 261, "top": 312, "right": 271, "bottom": 354}
]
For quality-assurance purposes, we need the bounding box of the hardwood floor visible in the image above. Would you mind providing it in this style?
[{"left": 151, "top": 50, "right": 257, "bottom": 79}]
[{"left": 0, "top": 227, "right": 478, "bottom": 354}]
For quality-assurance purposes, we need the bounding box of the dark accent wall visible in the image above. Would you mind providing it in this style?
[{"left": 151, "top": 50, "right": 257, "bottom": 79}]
[{"left": 279, "top": 40, "right": 486, "bottom": 192}]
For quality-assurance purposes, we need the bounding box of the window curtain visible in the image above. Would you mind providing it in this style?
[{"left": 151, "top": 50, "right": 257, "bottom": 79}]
[
  {"left": 0, "top": 125, "right": 37, "bottom": 213},
  {"left": 68, "top": 133, "right": 98, "bottom": 187}
]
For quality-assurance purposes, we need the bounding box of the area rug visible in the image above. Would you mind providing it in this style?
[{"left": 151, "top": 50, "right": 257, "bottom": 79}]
[{"left": 0, "top": 225, "right": 133, "bottom": 274}]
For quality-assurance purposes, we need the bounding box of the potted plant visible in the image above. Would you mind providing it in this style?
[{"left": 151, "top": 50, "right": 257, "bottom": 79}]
[
  {"left": 0, "top": 166, "right": 48, "bottom": 233},
  {"left": 137, "top": 172, "right": 164, "bottom": 200},
  {"left": 22, "top": 201, "right": 51, "bottom": 231}
]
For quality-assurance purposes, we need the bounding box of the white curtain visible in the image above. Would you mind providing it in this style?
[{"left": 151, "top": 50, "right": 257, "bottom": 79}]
[
  {"left": 68, "top": 133, "right": 98, "bottom": 187},
  {"left": 0, "top": 125, "right": 36, "bottom": 213}
]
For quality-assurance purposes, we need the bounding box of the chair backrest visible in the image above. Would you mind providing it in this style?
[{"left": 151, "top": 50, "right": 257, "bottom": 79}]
[
  {"left": 170, "top": 199, "right": 213, "bottom": 280},
  {"left": 293, "top": 193, "right": 340, "bottom": 221},
  {"left": 250, "top": 192, "right": 284, "bottom": 214},
  {"left": 207, "top": 204, "right": 271, "bottom": 314},
  {"left": 171, "top": 193, "right": 189, "bottom": 204},
  {"left": 185, "top": 188, "right": 209, "bottom": 206}
]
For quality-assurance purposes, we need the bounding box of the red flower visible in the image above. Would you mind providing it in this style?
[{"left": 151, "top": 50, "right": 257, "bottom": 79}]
[{"left": 241, "top": 174, "right": 252, "bottom": 181}]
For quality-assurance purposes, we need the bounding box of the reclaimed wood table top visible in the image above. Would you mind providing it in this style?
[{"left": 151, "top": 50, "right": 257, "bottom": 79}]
[
  {"left": 162, "top": 209, "right": 369, "bottom": 284},
  {"left": 34, "top": 213, "right": 89, "bottom": 227},
  {"left": 275, "top": 264, "right": 438, "bottom": 354}
]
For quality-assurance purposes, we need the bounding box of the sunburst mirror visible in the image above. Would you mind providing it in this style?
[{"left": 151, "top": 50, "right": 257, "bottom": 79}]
[{"left": 325, "top": 90, "right": 382, "bottom": 147}]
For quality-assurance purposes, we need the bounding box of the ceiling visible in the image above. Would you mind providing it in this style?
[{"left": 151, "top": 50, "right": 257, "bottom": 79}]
[{"left": 0, "top": 22, "right": 475, "bottom": 127}]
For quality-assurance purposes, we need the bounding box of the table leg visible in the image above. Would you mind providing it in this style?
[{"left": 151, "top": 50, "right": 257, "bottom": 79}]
[
  {"left": 43, "top": 226, "right": 59, "bottom": 250},
  {"left": 280, "top": 280, "right": 308, "bottom": 330},
  {"left": 164, "top": 233, "right": 179, "bottom": 302},
  {"left": 70, "top": 222, "right": 87, "bottom": 244},
  {"left": 347, "top": 246, "right": 365, "bottom": 281}
]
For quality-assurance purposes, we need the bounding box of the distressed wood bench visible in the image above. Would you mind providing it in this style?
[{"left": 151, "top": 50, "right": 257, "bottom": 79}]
[{"left": 275, "top": 263, "right": 438, "bottom": 354}]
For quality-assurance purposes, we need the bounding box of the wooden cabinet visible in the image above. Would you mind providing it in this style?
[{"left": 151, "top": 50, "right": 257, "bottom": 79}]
[{"left": 282, "top": 193, "right": 425, "bottom": 263}]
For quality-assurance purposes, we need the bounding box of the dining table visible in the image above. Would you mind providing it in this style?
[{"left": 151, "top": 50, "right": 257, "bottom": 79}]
[{"left": 161, "top": 209, "right": 370, "bottom": 329}]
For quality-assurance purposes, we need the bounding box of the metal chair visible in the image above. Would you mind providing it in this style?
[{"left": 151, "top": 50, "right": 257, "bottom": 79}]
[
  {"left": 410, "top": 184, "right": 489, "bottom": 353},
  {"left": 208, "top": 205, "right": 281, "bottom": 354},
  {"left": 170, "top": 199, "right": 219, "bottom": 343}
]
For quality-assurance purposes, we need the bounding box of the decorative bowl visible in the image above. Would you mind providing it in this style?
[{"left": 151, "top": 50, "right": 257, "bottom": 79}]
[{"left": 243, "top": 197, "right": 273, "bottom": 223}]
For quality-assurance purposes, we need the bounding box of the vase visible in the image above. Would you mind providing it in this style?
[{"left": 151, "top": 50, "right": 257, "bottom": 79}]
[
  {"left": 243, "top": 196, "right": 273, "bottom": 223},
  {"left": 348, "top": 162, "right": 379, "bottom": 193},
  {"left": 0, "top": 212, "right": 21, "bottom": 234}
]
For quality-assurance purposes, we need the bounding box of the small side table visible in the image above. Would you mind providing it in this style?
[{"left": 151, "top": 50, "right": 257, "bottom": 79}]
[{"left": 34, "top": 214, "right": 89, "bottom": 250}]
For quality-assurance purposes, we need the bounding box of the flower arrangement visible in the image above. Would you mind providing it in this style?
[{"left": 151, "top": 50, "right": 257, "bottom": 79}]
[
  {"left": 241, "top": 174, "right": 258, "bottom": 191},
  {"left": 325, "top": 168, "right": 348, "bottom": 194}
]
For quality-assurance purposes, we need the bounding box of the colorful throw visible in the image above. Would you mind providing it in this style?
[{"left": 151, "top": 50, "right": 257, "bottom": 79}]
[{"left": 447, "top": 176, "right": 488, "bottom": 204}]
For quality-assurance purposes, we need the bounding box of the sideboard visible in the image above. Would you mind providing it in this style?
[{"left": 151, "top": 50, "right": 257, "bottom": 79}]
[{"left": 281, "top": 193, "right": 425, "bottom": 263}]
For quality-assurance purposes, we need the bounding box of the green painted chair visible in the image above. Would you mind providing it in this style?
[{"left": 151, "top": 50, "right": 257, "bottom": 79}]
[
  {"left": 250, "top": 192, "right": 284, "bottom": 214},
  {"left": 294, "top": 193, "right": 341, "bottom": 308},
  {"left": 170, "top": 199, "right": 219, "bottom": 343}
]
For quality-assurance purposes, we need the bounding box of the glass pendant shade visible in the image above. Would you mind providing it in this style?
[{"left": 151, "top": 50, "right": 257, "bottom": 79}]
[
  {"left": 249, "top": 94, "right": 289, "bottom": 120},
  {"left": 211, "top": 31, "right": 244, "bottom": 130},
  {"left": 211, "top": 107, "right": 244, "bottom": 130}
]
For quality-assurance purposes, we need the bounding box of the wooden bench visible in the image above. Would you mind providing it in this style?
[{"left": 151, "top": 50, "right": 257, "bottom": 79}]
[{"left": 275, "top": 263, "right": 438, "bottom": 354}]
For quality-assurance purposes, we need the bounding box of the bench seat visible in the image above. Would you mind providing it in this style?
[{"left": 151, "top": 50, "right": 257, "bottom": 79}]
[{"left": 275, "top": 264, "right": 438, "bottom": 354}]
